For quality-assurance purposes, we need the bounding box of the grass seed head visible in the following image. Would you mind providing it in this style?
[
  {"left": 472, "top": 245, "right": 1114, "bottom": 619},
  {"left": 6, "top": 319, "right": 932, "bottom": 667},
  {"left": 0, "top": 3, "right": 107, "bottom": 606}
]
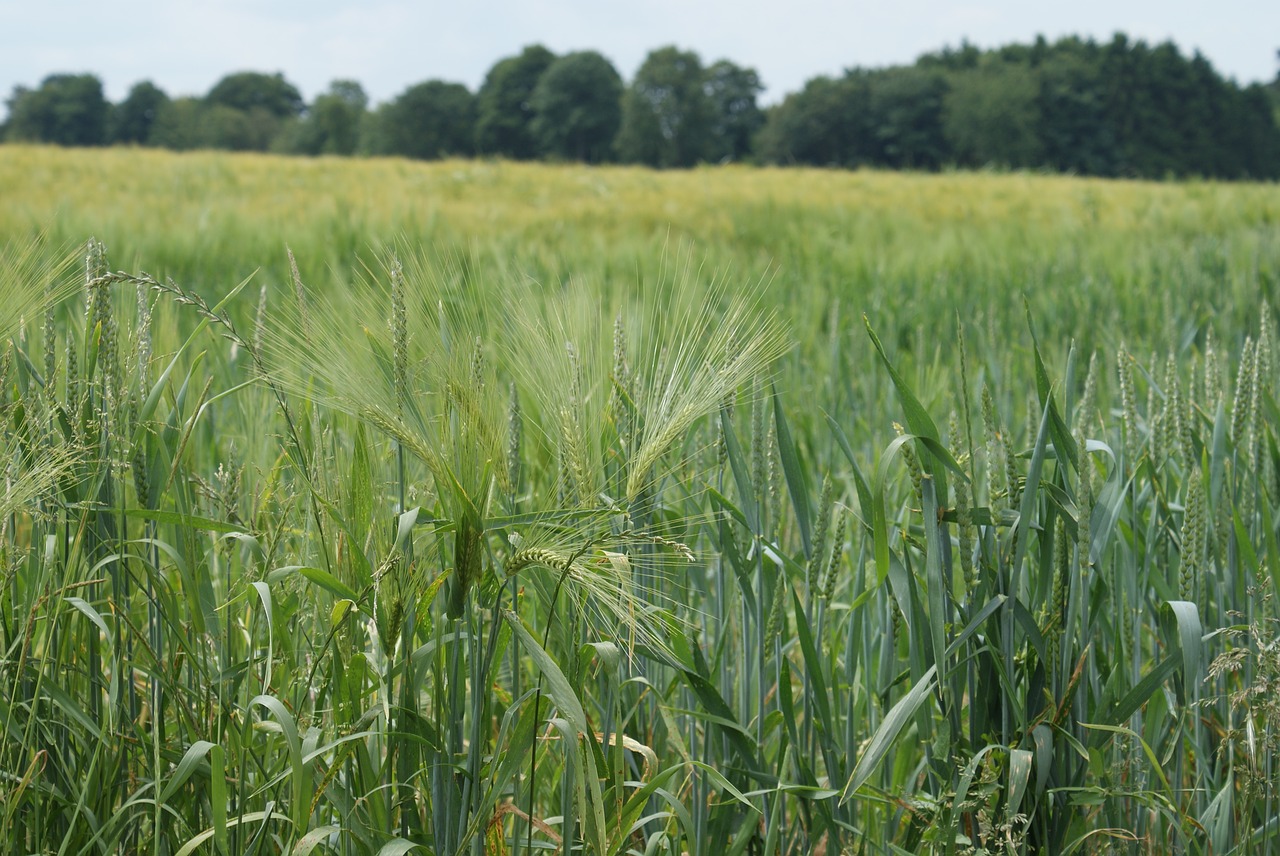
[
  {"left": 1117, "top": 344, "right": 1138, "bottom": 465},
  {"left": 807, "top": 475, "right": 834, "bottom": 592},
  {"left": 1181, "top": 469, "right": 1206, "bottom": 601},
  {"left": 822, "top": 505, "right": 846, "bottom": 601},
  {"left": 1076, "top": 351, "right": 1098, "bottom": 436},
  {"left": 1231, "top": 336, "right": 1255, "bottom": 448}
]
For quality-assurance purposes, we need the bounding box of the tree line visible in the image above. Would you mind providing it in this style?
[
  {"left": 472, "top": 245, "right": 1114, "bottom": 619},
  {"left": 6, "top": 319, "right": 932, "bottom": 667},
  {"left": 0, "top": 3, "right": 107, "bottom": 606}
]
[{"left": 4, "top": 35, "right": 1279, "bottom": 179}]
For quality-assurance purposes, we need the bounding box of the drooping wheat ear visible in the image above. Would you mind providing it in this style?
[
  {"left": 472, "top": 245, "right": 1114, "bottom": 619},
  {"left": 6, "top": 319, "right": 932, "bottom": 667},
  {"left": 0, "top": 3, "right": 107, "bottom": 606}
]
[
  {"left": 949, "top": 410, "right": 975, "bottom": 592},
  {"left": 1230, "top": 336, "right": 1255, "bottom": 449},
  {"left": 1075, "top": 428, "right": 1093, "bottom": 575},
  {"left": 619, "top": 530, "right": 695, "bottom": 562},
  {"left": 504, "top": 546, "right": 570, "bottom": 577},
  {"left": 894, "top": 422, "right": 923, "bottom": 508},
  {"left": 807, "top": 475, "right": 834, "bottom": 593},
  {"left": 1117, "top": 345, "right": 1138, "bottom": 466},
  {"left": 982, "top": 384, "right": 1005, "bottom": 509},
  {"left": 821, "top": 505, "right": 846, "bottom": 602},
  {"left": 1076, "top": 351, "right": 1098, "bottom": 436},
  {"left": 1180, "top": 469, "right": 1206, "bottom": 602}
]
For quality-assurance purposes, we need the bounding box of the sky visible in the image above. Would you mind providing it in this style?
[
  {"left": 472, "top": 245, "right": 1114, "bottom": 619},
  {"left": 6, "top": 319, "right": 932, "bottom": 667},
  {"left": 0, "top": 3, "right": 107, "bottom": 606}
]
[{"left": 2, "top": 0, "right": 1277, "bottom": 115}]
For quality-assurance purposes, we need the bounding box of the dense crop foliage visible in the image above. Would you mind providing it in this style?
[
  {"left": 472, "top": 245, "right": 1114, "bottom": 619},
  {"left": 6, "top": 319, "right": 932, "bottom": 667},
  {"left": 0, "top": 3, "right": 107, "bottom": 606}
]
[{"left": 2, "top": 147, "right": 1279, "bottom": 854}]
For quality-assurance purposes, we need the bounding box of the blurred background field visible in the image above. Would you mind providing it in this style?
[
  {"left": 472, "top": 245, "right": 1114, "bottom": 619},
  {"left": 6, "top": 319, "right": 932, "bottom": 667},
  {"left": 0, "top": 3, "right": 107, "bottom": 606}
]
[{"left": 4, "top": 144, "right": 1278, "bottom": 353}]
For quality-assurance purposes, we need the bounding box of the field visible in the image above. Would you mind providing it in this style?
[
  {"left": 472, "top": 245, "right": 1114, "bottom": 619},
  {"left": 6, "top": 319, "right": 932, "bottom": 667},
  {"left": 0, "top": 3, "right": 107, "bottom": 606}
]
[{"left": 1, "top": 144, "right": 1278, "bottom": 855}]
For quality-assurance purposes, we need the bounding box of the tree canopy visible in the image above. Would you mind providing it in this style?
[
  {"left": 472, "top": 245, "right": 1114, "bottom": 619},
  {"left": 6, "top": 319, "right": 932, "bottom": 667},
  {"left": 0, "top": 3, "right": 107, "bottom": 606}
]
[
  {"left": 5, "top": 74, "right": 108, "bottom": 146},
  {"left": 108, "top": 80, "right": 169, "bottom": 145},
  {"left": 206, "top": 72, "right": 304, "bottom": 119},
  {"left": 617, "top": 46, "right": 712, "bottom": 167},
  {"left": 475, "top": 45, "right": 557, "bottom": 159},
  {"left": 530, "top": 51, "right": 623, "bottom": 163},
  {"left": 4, "top": 36, "right": 1277, "bottom": 179},
  {"left": 703, "top": 60, "right": 765, "bottom": 162},
  {"left": 368, "top": 80, "right": 476, "bottom": 160}
]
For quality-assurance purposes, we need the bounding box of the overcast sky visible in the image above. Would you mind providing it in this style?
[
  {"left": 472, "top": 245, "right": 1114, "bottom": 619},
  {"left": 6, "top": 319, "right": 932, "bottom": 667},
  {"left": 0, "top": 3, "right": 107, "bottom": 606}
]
[{"left": 2, "top": 0, "right": 1277, "bottom": 114}]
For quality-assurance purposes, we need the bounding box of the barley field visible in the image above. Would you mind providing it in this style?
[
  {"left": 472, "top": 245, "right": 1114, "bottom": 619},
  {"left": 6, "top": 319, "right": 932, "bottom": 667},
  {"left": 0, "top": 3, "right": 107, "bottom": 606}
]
[{"left": 1, "top": 144, "right": 1278, "bottom": 855}]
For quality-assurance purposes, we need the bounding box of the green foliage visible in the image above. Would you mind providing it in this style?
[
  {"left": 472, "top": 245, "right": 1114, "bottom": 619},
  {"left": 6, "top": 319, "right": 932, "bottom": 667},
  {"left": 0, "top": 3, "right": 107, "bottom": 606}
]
[
  {"left": 616, "top": 45, "right": 713, "bottom": 167},
  {"left": 107, "top": 80, "right": 170, "bottom": 145},
  {"left": 531, "top": 51, "right": 623, "bottom": 163},
  {"left": 755, "top": 75, "right": 870, "bottom": 166},
  {"left": 943, "top": 61, "right": 1042, "bottom": 168},
  {"left": 702, "top": 59, "right": 765, "bottom": 163},
  {"left": 475, "top": 44, "right": 557, "bottom": 159},
  {"left": 865, "top": 66, "right": 950, "bottom": 169},
  {"left": 146, "top": 96, "right": 207, "bottom": 151},
  {"left": 276, "top": 80, "right": 368, "bottom": 156},
  {"left": 205, "top": 70, "right": 305, "bottom": 120},
  {"left": 1035, "top": 47, "right": 1120, "bottom": 175},
  {"left": 367, "top": 80, "right": 476, "bottom": 160},
  {"left": 6, "top": 33, "right": 1276, "bottom": 178},
  {"left": 4, "top": 73, "right": 108, "bottom": 146}
]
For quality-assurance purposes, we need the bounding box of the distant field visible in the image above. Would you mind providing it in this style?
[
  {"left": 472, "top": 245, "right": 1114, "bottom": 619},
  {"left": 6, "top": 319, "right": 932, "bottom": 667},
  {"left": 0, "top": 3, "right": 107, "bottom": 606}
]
[
  {"left": 2, "top": 145, "right": 1278, "bottom": 854},
  {"left": 3, "top": 144, "right": 1277, "bottom": 343}
]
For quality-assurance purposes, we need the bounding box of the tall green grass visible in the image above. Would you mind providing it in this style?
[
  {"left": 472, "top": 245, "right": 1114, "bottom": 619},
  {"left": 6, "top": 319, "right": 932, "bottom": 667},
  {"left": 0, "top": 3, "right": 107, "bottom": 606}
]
[{"left": 1, "top": 147, "right": 1278, "bottom": 854}]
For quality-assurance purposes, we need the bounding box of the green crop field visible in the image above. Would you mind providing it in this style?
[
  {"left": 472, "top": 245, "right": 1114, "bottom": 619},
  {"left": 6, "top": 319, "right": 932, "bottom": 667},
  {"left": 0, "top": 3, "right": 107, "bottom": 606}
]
[{"left": 1, "top": 144, "right": 1278, "bottom": 855}]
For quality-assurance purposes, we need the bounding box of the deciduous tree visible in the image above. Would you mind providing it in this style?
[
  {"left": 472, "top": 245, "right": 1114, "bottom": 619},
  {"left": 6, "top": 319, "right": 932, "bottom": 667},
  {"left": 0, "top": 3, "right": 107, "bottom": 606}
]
[
  {"left": 531, "top": 51, "right": 623, "bottom": 163},
  {"left": 476, "top": 45, "right": 556, "bottom": 159}
]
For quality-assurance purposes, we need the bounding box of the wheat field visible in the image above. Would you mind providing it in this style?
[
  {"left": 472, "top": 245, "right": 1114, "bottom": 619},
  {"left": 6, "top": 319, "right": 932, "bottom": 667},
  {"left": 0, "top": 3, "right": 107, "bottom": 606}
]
[{"left": 1, "top": 145, "right": 1278, "bottom": 855}]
